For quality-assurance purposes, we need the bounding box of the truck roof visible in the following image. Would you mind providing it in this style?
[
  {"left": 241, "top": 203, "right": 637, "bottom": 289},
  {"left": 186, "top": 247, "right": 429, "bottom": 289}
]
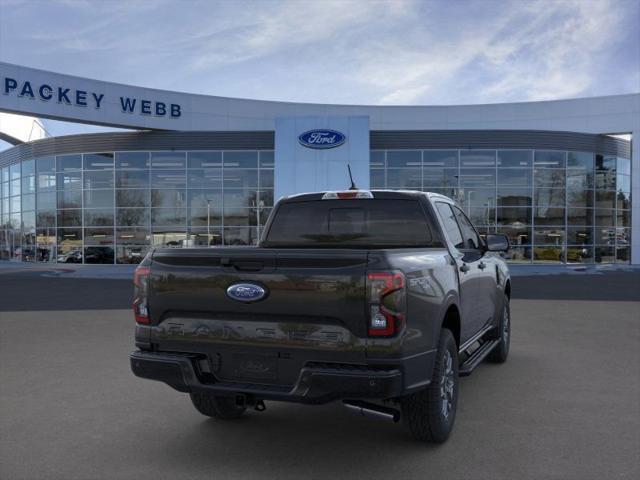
[{"left": 280, "top": 190, "right": 455, "bottom": 203}]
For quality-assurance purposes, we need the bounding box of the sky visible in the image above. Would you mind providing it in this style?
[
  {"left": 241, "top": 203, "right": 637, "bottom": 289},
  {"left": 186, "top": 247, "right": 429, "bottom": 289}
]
[{"left": 0, "top": 0, "right": 639, "bottom": 142}]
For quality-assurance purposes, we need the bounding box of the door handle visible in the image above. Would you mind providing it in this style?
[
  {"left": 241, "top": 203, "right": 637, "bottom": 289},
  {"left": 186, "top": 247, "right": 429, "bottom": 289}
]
[
  {"left": 478, "top": 261, "right": 487, "bottom": 270},
  {"left": 460, "top": 263, "right": 470, "bottom": 273}
]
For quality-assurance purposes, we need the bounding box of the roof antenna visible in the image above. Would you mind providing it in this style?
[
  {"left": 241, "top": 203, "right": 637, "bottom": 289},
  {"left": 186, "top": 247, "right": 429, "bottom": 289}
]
[{"left": 347, "top": 164, "right": 358, "bottom": 190}]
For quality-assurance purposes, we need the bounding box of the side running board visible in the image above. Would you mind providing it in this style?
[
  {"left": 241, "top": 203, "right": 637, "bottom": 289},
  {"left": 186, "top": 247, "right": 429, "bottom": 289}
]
[{"left": 458, "top": 339, "right": 500, "bottom": 377}]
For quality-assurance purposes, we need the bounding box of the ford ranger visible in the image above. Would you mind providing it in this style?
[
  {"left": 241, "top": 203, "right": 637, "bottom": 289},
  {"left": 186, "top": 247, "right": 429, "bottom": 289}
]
[{"left": 130, "top": 190, "right": 511, "bottom": 442}]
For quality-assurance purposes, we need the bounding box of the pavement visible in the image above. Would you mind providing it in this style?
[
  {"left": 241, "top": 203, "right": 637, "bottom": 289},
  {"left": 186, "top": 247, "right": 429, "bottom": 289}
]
[{"left": 0, "top": 270, "right": 639, "bottom": 479}]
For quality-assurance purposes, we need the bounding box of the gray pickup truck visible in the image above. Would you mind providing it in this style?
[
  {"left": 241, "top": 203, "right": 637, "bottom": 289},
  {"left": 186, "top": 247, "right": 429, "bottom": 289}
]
[{"left": 130, "top": 190, "right": 511, "bottom": 442}]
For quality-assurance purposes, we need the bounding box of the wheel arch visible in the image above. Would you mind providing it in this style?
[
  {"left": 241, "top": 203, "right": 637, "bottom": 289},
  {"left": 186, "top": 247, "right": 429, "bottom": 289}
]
[{"left": 441, "top": 303, "right": 461, "bottom": 349}]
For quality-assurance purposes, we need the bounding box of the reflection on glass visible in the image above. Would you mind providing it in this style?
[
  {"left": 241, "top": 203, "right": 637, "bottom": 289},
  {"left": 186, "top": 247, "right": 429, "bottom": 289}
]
[
  {"left": 567, "top": 227, "right": 593, "bottom": 245},
  {"left": 187, "top": 151, "right": 222, "bottom": 169},
  {"left": 84, "top": 190, "right": 114, "bottom": 209},
  {"left": 188, "top": 228, "right": 223, "bottom": 246},
  {"left": 497, "top": 207, "right": 531, "bottom": 225},
  {"left": 58, "top": 171, "right": 82, "bottom": 190},
  {"left": 57, "top": 209, "right": 82, "bottom": 227},
  {"left": 57, "top": 190, "right": 82, "bottom": 208},
  {"left": 595, "top": 246, "right": 615, "bottom": 264},
  {"left": 497, "top": 188, "right": 532, "bottom": 207},
  {"left": 566, "top": 188, "right": 593, "bottom": 208},
  {"left": 117, "top": 189, "right": 149, "bottom": 208},
  {"left": 496, "top": 225, "right": 531, "bottom": 246},
  {"left": 116, "top": 228, "right": 150, "bottom": 245},
  {"left": 84, "top": 170, "right": 114, "bottom": 189},
  {"left": 84, "top": 228, "right": 114, "bottom": 245},
  {"left": 57, "top": 155, "right": 82, "bottom": 171},
  {"left": 387, "top": 169, "right": 421, "bottom": 188},
  {"left": 150, "top": 152, "right": 186, "bottom": 169},
  {"left": 259, "top": 151, "right": 275, "bottom": 168},
  {"left": 259, "top": 170, "right": 274, "bottom": 188},
  {"left": 116, "top": 152, "right": 149, "bottom": 169},
  {"left": 223, "top": 227, "right": 258, "bottom": 246},
  {"left": 116, "top": 170, "right": 149, "bottom": 188},
  {"left": 594, "top": 227, "right": 616, "bottom": 245},
  {"left": 534, "top": 151, "right": 565, "bottom": 168},
  {"left": 83, "top": 153, "right": 114, "bottom": 170},
  {"left": 152, "top": 229, "right": 187, "bottom": 247},
  {"left": 423, "top": 151, "right": 458, "bottom": 168},
  {"left": 189, "top": 207, "right": 222, "bottom": 227},
  {"left": 458, "top": 188, "right": 496, "bottom": 207},
  {"left": 84, "top": 247, "right": 114, "bottom": 264},
  {"left": 567, "top": 208, "right": 593, "bottom": 226},
  {"left": 223, "top": 169, "right": 258, "bottom": 188},
  {"left": 36, "top": 157, "right": 55, "bottom": 174},
  {"left": 532, "top": 246, "right": 564, "bottom": 263},
  {"left": 534, "top": 228, "right": 565, "bottom": 245},
  {"left": 534, "top": 206, "right": 565, "bottom": 226},
  {"left": 498, "top": 151, "right": 532, "bottom": 168},
  {"left": 117, "top": 208, "right": 150, "bottom": 226},
  {"left": 387, "top": 150, "right": 421, "bottom": 167},
  {"left": 188, "top": 169, "right": 222, "bottom": 188},
  {"left": 423, "top": 168, "right": 458, "bottom": 188},
  {"left": 566, "top": 246, "right": 593, "bottom": 263},
  {"left": 116, "top": 245, "right": 150, "bottom": 264},
  {"left": 458, "top": 168, "right": 495, "bottom": 187},
  {"left": 534, "top": 169, "right": 565, "bottom": 187},
  {"left": 151, "top": 170, "right": 186, "bottom": 188},
  {"left": 460, "top": 151, "right": 495, "bottom": 167},
  {"left": 616, "top": 210, "right": 630, "bottom": 228},
  {"left": 567, "top": 152, "right": 593, "bottom": 169},
  {"left": 224, "top": 151, "right": 258, "bottom": 168},
  {"left": 151, "top": 189, "right": 186, "bottom": 208},
  {"left": 615, "top": 247, "right": 630, "bottom": 263},
  {"left": 594, "top": 209, "right": 615, "bottom": 227},
  {"left": 370, "top": 170, "right": 384, "bottom": 188},
  {"left": 497, "top": 169, "right": 531, "bottom": 186},
  {"left": 151, "top": 208, "right": 187, "bottom": 226},
  {"left": 84, "top": 209, "right": 115, "bottom": 226}
]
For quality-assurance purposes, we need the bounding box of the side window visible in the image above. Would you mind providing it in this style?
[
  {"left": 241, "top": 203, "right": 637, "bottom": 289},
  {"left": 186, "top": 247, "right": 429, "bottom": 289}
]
[
  {"left": 435, "top": 202, "right": 464, "bottom": 249},
  {"left": 451, "top": 206, "right": 482, "bottom": 250}
]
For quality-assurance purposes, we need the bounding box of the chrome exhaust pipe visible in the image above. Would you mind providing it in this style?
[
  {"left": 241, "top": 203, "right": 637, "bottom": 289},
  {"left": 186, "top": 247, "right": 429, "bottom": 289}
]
[{"left": 343, "top": 400, "right": 400, "bottom": 423}]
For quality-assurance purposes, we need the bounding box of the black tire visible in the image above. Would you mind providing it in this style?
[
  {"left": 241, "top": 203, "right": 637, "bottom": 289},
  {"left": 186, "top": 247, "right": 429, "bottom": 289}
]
[
  {"left": 401, "top": 328, "right": 458, "bottom": 443},
  {"left": 189, "top": 393, "right": 247, "bottom": 419},
  {"left": 487, "top": 294, "right": 510, "bottom": 363}
]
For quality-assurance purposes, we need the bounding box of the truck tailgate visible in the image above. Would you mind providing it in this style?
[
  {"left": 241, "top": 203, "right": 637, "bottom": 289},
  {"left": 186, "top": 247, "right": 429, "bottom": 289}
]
[{"left": 147, "top": 248, "right": 368, "bottom": 386}]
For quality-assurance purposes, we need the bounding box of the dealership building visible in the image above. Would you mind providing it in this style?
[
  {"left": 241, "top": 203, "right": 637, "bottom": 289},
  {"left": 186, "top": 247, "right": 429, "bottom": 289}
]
[{"left": 0, "top": 62, "right": 638, "bottom": 265}]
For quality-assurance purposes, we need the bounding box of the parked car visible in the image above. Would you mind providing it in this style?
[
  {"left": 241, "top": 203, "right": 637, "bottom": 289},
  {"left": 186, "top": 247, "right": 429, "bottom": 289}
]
[{"left": 130, "top": 190, "right": 511, "bottom": 442}]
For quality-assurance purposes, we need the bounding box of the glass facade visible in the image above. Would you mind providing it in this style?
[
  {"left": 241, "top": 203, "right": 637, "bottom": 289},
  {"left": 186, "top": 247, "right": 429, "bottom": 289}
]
[
  {"left": 0, "top": 147, "right": 632, "bottom": 264},
  {"left": 371, "top": 149, "right": 632, "bottom": 264},
  {"left": 1, "top": 150, "right": 274, "bottom": 264}
]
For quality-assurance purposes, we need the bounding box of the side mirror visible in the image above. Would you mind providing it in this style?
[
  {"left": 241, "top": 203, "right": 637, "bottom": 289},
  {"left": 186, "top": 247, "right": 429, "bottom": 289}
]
[{"left": 485, "top": 234, "right": 509, "bottom": 252}]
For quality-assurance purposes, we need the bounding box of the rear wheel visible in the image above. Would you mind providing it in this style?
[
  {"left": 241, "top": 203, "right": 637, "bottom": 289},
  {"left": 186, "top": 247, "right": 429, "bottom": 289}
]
[
  {"left": 189, "top": 393, "right": 247, "bottom": 419},
  {"left": 401, "top": 328, "right": 458, "bottom": 443},
  {"left": 488, "top": 295, "right": 510, "bottom": 363}
]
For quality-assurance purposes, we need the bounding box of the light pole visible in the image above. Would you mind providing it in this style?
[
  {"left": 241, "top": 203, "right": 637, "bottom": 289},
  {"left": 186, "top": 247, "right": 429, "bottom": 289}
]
[{"left": 206, "top": 199, "right": 211, "bottom": 246}]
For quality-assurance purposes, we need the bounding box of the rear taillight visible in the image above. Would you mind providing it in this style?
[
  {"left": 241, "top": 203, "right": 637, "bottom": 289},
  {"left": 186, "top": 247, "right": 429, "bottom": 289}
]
[
  {"left": 133, "top": 266, "right": 150, "bottom": 324},
  {"left": 367, "top": 271, "right": 406, "bottom": 337}
]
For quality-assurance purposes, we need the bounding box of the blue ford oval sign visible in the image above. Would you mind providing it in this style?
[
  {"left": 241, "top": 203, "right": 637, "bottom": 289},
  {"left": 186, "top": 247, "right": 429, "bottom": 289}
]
[
  {"left": 226, "top": 283, "right": 268, "bottom": 303},
  {"left": 298, "top": 129, "right": 346, "bottom": 149}
]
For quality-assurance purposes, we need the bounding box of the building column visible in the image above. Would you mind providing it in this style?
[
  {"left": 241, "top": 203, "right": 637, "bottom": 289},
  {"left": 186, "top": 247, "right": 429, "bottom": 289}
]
[{"left": 632, "top": 129, "right": 639, "bottom": 265}]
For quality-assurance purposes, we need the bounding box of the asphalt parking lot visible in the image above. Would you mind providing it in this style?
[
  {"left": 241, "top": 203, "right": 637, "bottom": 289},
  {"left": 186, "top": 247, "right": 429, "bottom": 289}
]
[{"left": 1, "top": 270, "right": 639, "bottom": 479}]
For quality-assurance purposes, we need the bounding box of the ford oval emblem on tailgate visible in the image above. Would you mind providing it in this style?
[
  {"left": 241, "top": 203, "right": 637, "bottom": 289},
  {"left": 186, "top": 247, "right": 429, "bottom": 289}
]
[{"left": 226, "top": 283, "right": 268, "bottom": 303}]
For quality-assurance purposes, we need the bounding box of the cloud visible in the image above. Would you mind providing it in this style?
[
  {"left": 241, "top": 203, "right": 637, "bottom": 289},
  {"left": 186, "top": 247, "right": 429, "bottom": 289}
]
[{"left": 0, "top": 0, "right": 637, "bottom": 107}]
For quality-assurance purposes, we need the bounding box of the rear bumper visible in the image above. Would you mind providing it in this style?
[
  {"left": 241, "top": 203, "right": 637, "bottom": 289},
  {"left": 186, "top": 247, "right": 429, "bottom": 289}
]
[{"left": 130, "top": 350, "right": 404, "bottom": 404}]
